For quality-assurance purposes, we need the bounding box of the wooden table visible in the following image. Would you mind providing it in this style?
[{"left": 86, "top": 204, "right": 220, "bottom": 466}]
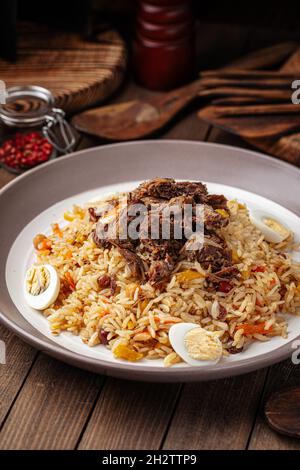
[{"left": 1, "top": 22, "right": 300, "bottom": 451}]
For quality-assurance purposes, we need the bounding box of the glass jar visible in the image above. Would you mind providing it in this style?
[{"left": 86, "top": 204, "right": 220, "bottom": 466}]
[{"left": 0, "top": 85, "right": 76, "bottom": 174}]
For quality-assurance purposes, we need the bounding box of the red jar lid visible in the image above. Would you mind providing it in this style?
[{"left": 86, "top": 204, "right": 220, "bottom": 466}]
[
  {"left": 144, "top": 0, "right": 185, "bottom": 5},
  {"left": 137, "top": 17, "right": 192, "bottom": 41},
  {"left": 138, "top": 2, "right": 192, "bottom": 24}
]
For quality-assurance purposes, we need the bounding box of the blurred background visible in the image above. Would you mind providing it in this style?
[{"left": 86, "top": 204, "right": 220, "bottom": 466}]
[
  {"left": 2, "top": 0, "right": 300, "bottom": 65},
  {"left": 1, "top": 0, "right": 300, "bottom": 172}
]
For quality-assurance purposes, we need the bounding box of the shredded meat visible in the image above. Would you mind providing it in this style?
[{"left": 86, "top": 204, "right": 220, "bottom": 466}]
[
  {"left": 93, "top": 178, "right": 237, "bottom": 285},
  {"left": 226, "top": 345, "right": 243, "bottom": 354},
  {"left": 118, "top": 247, "right": 145, "bottom": 280},
  {"left": 131, "top": 178, "right": 208, "bottom": 203},
  {"left": 205, "top": 194, "right": 228, "bottom": 210},
  {"left": 207, "top": 266, "right": 240, "bottom": 283},
  {"left": 147, "top": 254, "right": 174, "bottom": 285}
]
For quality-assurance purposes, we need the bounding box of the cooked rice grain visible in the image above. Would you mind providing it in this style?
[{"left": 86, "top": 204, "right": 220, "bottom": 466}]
[{"left": 34, "top": 199, "right": 300, "bottom": 365}]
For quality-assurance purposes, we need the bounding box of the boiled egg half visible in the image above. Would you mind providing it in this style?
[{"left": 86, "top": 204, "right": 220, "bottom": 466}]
[
  {"left": 24, "top": 264, "right": 60, "bottom": 310},
  {"left": 249, "top": 209, "right": 290, "bottom": 244},
  {"left": 169, "top": 323, "right": 223, "bottom": 366}
]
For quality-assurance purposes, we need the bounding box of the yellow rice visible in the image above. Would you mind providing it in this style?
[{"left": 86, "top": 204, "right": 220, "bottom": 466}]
[{"left": 33, "top": 198, "right": 300, "bottom": 366}]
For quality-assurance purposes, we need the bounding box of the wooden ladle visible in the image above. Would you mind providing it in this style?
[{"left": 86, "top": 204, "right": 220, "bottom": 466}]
[
  {"left": 71, "top": 42, "right": 298, "bottom": 141},
  {"left": 265, "top": 386, "right": 300, "bottom": 439}
]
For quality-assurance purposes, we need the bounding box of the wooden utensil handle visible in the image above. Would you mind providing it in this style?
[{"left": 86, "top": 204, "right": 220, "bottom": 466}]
[
  {"left": 200, "top": 77, "right": 293, "bottom": 89},
  {"left": 200, "top": 70, "right": 298, "bottom": 79},
  {"left": 209, "top": 103, "right": 300, "bottom": 117},
  {"left": 199, "top": 87, "right": 291, "bottom": 101}
]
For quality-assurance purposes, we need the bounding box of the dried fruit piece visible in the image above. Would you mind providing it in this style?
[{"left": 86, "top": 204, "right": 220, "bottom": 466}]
[
  {"left": 125, "top": 283, "right": 139, "bottom": 299},
  {"left": 139, "top": 299, "right": 148, "bottom": 312},
  {"left": 218, "top": 281, "right": 232, "bottom": 293},
  {"left": 33, "top": 234, "right": 52, "bottom": 252},
  {"left": 64, "top": 211, "right": 75, "bottom": 222},
  {"left": 215, "top": 208, "right": 229, "bottom": 218},
  {"left": 176, "top": 270, "right": 205, "bottom": 283},
  {"left": 113, "top": 344, "right": 143, "bottom": 362},
  {"left": 97, "top": 274, "right": 111, "bottom": 289},
  {"left": 99, "top": 329, "right": 109, "bottom": 345},
  {"left": 97, "top": 274, "right": 117, "bottom": 295},
  {"left": 33, "top": 234, "right": 47, "bottom": 250}
]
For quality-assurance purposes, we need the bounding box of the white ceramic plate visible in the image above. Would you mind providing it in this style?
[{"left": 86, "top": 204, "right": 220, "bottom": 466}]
[{"left": 6, "top": 181, "right": 300, "bottom": 369}]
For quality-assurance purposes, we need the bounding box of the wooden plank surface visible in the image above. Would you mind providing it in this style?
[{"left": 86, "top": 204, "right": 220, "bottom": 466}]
[
  {"left": 0, "top": 355, "right": 103, "bottom": 450},
  {"left": 0, "top": 326, "right": 37, "bottom": 428},
  {"left": 163, "top": 370, "right": 267, "bottom": 450},
  {"left": 78, "top": 380, "right": 182, "bottom": 450},
  {"left": 249, "top": 361, "right": 300, "bottom": 450}
]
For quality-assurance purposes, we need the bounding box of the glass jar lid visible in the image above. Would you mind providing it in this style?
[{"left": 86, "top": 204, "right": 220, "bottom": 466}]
[{"left": 0, "top": 85, "right": 54, "bottom": 127}]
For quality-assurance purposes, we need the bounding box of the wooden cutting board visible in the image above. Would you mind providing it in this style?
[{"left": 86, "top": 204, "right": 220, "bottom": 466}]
[{"left": 0, "top": 22, "right": 127, "bottom": 114}]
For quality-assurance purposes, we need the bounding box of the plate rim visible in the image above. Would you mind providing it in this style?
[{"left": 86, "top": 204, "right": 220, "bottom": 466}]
[
  {"left": 1, "top": 139, "right": 300, "bottom": 382},
  {"left": 1, "top": 139, "right": 300, "bottom": 199}
]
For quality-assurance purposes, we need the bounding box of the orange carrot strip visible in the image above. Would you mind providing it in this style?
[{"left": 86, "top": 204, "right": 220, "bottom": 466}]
[
  {"left": 65, "top": 272, "right": 76, "bottom": 291},
  {"left": 236, "top": 322, "right": 272, "bottom": 335},
  {"left": 52, "top": 223, "right": 63, "bottom": 238}
]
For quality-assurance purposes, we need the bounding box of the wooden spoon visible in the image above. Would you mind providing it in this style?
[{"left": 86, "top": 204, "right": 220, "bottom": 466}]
[
  {"left": 72, "top": 79, "right": 202, "bottom": 141},
  {"left": 72, "top": 42, "right": 297, "bottom": 141},
  {"left": 265, "top": 386, "right": 300, "bottom": 439}
]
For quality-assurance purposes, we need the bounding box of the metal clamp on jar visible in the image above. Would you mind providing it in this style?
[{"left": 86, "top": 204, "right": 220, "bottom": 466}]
[{"left": 0, "top": 85, "right": 77, "bottom": 173}]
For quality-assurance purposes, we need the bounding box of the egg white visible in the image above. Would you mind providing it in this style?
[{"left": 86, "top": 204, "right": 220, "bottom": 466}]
[
  {"left": 24, "top": 264, "right": 60, "bottom": 310},
  {"left": 249, "top": 209, "right": 290, "bottom": 244},
  {"left": 169, "top": 323, "right": 222, "bottom": 367}
]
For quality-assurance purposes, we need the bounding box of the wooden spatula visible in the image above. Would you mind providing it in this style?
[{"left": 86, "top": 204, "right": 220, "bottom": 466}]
[{"left": 71, "top": 42, "right": 297, "bottom": 141}]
